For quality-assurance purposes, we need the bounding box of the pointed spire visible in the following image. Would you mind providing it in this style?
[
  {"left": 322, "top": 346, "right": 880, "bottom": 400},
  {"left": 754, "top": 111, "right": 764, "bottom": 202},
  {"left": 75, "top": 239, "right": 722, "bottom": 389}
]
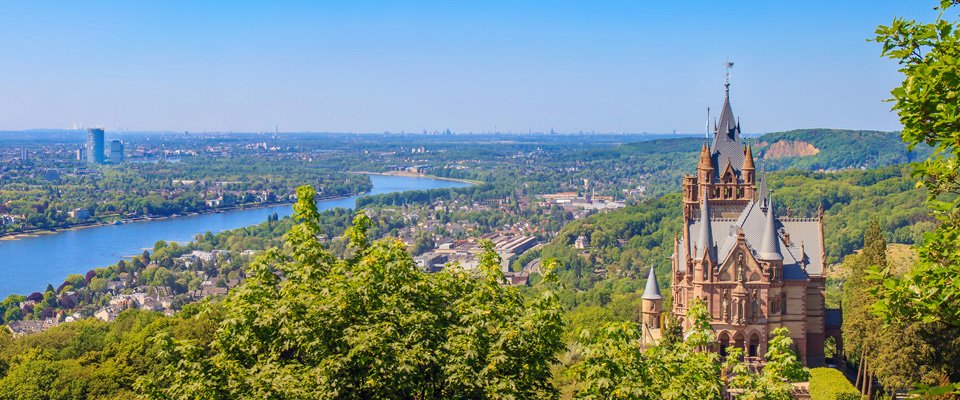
[
  {"left": 758, "top": 194, "right": 783, "bottom": 261},
  {"left": 696, "top": 194, "right": 715, "bottom": 261},
  {"left": 713, "top": 75, "right": 739, "bottom": 148},
  {"left": 742, "top": 143, "right": 755, "bottom": 171},
  {"left": 642, "top": 267, "right": 662, "bottom": 300},
  {"left": 698, "top": 142, "right": 713, "bottom": 170},
  {"left": 757, "top": 163, "right": 768, "bottom": 207},
  {"left": 705, "top": 107, "right": 711, "bottom": 140}
]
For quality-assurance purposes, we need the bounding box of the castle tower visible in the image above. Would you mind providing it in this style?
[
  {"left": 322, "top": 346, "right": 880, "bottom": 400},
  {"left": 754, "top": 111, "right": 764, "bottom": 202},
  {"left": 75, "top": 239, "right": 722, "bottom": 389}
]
[
  {"left": 641, "top": 267, "right": 663, "bottom": 345},
  {"left": 667, "top": 75, "right": 828, "bottom": 366}
]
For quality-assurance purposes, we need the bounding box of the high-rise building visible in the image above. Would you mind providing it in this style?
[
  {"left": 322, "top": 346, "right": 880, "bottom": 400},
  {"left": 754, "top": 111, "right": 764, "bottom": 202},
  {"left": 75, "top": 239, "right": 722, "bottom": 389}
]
[
  {"left": 641, "top": 79, "right": 832, "bottom": 367},
  {"left": 110, "top": 140, "right": 124, "bottom": 163},
  {"left": 87, "top": 128, "right": 105, "bottom": 164},
  {"left": 76, "top": 147, "right": 85, "bottom": 161}
]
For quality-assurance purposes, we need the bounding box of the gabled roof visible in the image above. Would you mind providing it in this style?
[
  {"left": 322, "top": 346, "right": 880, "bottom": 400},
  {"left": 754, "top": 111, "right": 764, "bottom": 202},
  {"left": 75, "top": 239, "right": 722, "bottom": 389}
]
[{"left": 642, "top": 267, "right": 662, "bottom": 300}]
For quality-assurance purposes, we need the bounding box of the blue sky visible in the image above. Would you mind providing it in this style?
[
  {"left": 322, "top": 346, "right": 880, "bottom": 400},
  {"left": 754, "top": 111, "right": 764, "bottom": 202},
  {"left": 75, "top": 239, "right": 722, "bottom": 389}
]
[{"left": 0, "top": 1, "right": 942, "bottom": 133}]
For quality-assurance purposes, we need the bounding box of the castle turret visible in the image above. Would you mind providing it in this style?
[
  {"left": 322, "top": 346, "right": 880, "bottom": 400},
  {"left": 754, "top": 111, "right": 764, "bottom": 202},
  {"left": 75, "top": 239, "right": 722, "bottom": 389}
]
[
  {"left": 641, "top": 267, "right": 663, "bottom": 329},
  {"left": 698, "top": 142, "right": 713, "bottom": 170},
  {"left": 697, "top": 143, "right": 714, "bottom": 197},
  {"left": 742, "top": 143, "right": 756, "bottom": 184},
  {"left": 696, "top": 194, "right": 716, "bottom": 263},
  {"left": 757, "top": 164, "right": 769, "bottom": 209},
  {"left": 758, "top": 195, "right": 783, "bottom": 261}
]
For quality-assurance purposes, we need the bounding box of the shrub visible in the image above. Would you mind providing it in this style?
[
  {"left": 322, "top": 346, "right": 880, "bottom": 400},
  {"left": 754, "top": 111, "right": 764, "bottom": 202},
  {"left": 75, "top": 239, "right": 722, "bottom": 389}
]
[{"left": 809, "top": 367, "right": 858, "bottom": 400}]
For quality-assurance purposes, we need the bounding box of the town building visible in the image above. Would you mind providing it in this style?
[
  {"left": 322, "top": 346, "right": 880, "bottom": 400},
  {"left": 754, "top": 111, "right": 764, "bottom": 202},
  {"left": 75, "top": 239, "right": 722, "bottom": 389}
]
[
  {"left": 87, "top": 128, "right": 105, "bottom": 164},
  {"left": 69, "top": 208, "right": 91, "bottom": 220},
  {"left": 642, "top": 79, "right": 829, "bottom": 366},
  {"left": 110, "top": 140, "right": 124, "bottom": 163}
]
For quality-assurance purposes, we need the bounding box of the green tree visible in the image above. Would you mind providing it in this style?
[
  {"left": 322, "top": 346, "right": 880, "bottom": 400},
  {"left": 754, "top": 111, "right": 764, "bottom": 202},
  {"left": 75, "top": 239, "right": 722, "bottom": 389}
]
[
  {"left": 143, "top": 185, "right": 565, "bottom": 399},
  {"left": 722, "top": 328, "right": 807, "bottom": 400},
  {"left": 571, "top": 298, "right": 723, "bottom": 400},
  {"left": 873, "top": 0, "right": 960, "bottom": 329},
  {"left": 873, "top": 2, "right": 960, "bottom": 394}
]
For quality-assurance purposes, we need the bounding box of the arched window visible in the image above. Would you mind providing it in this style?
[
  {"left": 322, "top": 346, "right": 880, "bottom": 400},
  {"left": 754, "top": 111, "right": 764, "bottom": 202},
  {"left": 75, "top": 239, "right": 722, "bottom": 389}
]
[{"left": 781, "top": 293, "right": 788, "bottom": 315}]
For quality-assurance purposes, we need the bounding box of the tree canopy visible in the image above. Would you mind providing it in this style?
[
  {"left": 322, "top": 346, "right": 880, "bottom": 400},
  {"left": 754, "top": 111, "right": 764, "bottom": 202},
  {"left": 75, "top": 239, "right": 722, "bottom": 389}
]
[{"left": 141, "top": 185, "right": 567, "bottom": 399}]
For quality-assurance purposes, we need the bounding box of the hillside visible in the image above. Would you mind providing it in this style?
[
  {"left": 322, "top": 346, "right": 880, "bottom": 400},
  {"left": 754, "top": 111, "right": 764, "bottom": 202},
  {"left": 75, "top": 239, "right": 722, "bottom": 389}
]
[
  {"left": 538, "top": 165, "right": 931, "bottom": 300},
  {"left": 566, "top": 129, "right": 928, "bottom": 197},
  {"left": 753, "top": 129, "right": 930, "bottom": 171}
]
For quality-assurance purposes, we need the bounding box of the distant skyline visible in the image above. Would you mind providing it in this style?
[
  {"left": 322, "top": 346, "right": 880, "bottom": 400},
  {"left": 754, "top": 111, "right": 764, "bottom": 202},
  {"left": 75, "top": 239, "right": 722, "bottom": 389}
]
[{"left": 0, "top": 1, "right": 943, "bottom": 133}]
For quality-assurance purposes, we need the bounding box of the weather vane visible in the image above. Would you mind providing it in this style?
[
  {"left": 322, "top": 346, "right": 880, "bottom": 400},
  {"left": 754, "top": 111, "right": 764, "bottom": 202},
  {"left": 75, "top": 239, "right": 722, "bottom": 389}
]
[{"left": 725, "top": 61, "right": 734, "bottom": 86}]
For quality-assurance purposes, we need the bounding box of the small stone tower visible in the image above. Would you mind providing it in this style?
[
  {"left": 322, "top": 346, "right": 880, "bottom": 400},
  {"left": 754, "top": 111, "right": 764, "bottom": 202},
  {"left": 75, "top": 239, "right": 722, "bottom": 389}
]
[{"left": 641, "top": 267, "right": 663, "bottom": 341}]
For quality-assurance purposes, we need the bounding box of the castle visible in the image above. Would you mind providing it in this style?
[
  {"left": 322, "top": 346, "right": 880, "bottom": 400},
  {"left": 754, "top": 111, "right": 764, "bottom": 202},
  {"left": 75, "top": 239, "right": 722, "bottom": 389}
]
[{"left": 641, "top": 79, "right": 827, "bottom": 366}]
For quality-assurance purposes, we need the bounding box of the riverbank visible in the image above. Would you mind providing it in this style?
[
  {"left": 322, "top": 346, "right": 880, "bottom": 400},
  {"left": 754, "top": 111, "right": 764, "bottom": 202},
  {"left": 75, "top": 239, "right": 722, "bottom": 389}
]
[
  {"left": 0, "top": 193, "right": 362, "bottom": 242},
  {"left": 353, "top": 171, "right": 484, "bottom": 185},
  {"left": 0, "top": 174, "right": 470, "bottom": 298}
]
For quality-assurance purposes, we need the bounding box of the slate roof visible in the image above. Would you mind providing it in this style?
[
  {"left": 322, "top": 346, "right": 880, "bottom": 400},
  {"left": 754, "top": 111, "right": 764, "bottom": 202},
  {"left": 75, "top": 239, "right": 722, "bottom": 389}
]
[
  {"left": 677, "top": 236, "right": 687, "bottom": 272},
  {"left": 757, "top": 166, "right": 769, "bottom": 208},
  {"left": 758, "top": 196, "right": 784, "bottom": 261},
  {"left": 711, "top": 84, "right": 745, "bottom": 180},
  {"left": 642, "top": 267, "right": 663, "bottom": 300},
  {"left": 695, "top": 194, "right": 716, "bottom": 261},
  {"left": 686, "top": 200, "right": 823, "bottom": 280}
]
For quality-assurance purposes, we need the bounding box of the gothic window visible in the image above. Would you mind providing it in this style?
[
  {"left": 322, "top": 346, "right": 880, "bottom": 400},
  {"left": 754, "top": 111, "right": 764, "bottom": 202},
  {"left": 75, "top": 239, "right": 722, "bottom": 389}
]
[{"left": 781, "top": 293, "right": 787, "bottom": 315}]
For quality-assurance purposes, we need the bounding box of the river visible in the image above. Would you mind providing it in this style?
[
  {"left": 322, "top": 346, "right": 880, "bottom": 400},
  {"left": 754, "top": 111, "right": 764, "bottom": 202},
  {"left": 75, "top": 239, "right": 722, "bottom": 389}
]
[{"left": 0, "top": 175, "right": 469, "bottom": 297}]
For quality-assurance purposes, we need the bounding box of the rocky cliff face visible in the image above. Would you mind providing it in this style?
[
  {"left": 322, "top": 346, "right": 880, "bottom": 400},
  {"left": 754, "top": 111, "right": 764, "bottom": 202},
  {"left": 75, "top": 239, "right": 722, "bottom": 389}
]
[{"left": 759, "top": 140, "right": 820, "bottom": 159}]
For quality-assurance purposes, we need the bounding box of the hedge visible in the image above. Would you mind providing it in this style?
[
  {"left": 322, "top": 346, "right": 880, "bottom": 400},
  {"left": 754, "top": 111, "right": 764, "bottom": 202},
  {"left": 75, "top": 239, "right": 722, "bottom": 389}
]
[{"left": 809, "top": 367, "right": 859, "bottom": 400}]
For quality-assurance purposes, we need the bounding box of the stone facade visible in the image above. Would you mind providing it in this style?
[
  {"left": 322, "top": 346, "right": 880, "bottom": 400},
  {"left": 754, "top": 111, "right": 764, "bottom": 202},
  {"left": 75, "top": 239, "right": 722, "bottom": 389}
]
[{"left": 644, "top": 81, "right": 827, "bottom": 366}]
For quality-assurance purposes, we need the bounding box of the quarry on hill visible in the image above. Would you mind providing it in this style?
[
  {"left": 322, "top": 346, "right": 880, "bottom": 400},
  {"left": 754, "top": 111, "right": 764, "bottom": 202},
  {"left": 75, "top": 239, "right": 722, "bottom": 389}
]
[{"left": 759, "top": 140, "right": 821, "bottom": 159}]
